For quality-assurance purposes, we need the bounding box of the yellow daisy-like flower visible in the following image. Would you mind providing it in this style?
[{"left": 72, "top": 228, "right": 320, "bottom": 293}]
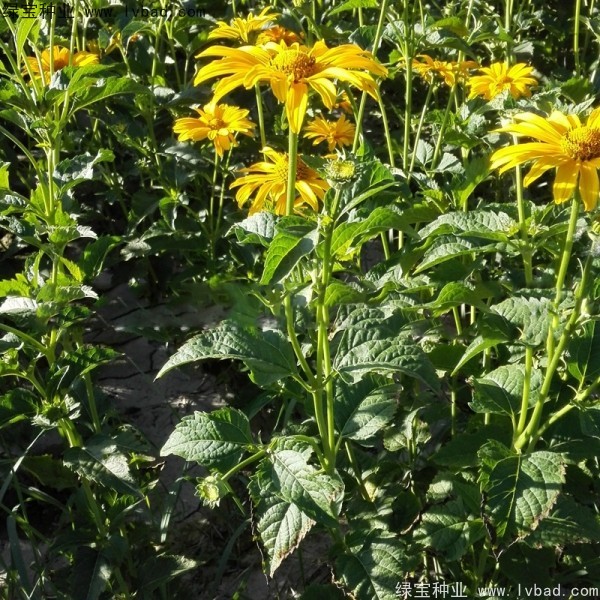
[
  {"left": 207, "top": 7, "right": 278, "bottom": 44},
  {"left": 490, "top": 109, "right": 600, "bottom": 211},
  {"left": 24, "top": 45, "right": 99, "bottom": 82},
  {"left": 194, "top": 41, "right": 387, "bottom": 134},
  {"left": 173, "top": 103, "right": 255, "bottom": 158},
  {"left": 467, "top": 62, "right": 537, "bottom": 101},
  {"left": 256, "top": 25, "right": 303, "bottom": 46},
  {"left": 410, "top": 54, "right": 478, "bottom": 87},
  {"left": 304, "top": 114, "right": 356, "bottom": 152},
  {"left": 230, "top": 147, "right": 330, "bottom": 215}
]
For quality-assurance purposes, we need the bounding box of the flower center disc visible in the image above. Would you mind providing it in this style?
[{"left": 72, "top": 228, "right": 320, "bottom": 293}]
[
  {"left": 274, "top": 155, "right": 309, "bottom": 181},
  {"left": 271, "top": 50, "right": 316, "bottom": 82},
  {"left": 561, "top": 126, "right": 600, "bottom": 161}
]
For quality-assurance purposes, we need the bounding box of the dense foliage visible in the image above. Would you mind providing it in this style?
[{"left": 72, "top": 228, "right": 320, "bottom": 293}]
[{"left": 1, "top": 0, "right": 600, "bottom": 598}]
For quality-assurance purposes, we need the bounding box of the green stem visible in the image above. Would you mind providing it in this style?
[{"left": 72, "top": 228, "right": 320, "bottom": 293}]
[
  {"left": 547, "top": 198, "right": 580, "bottom": 357},
  {"left": 402, "top": 0, "right": 413, "bottom": 171},
  {"left": 285, "top": 131, "right": 299, "bottom": 216},
  {"left": 351, "top": 0, "right": 389, "bottom": 151},
  {"left": 345, "top": 441, "right": 371, "bottom": 502},
  {"left": 284, "top": 295, "right": 317, "bottom": 386},
  {"left": 377, "top": 90, "right": 395, "bottom": 168},
  {"left": 514, "top": 346, "right": 533, "bottom": 441},
  {"left": 574, "top": 0, "right": 582, "bottom": 77},
  {"left": 221, "top": 450, "right": 267, "bottom": 482},
  {"left": 514, "top": 154, "right": 533, "bottom": 286},
  {"left": 255, "top": 84, "right": 267, "bottom": 149},
  {"left": 431, "top": 86, "right": 456, "bottom": 168},
  {"left": 515, "top": 249, "right": 590, "bottom": 452}
]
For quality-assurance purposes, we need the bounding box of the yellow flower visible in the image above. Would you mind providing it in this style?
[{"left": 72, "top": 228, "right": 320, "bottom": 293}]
[
  {"left": 194, "top": 41, "right": 387, "bottom": 134},
  {"left": 256, "top": 25, "right": 303, "bottom": 46},
  {"left": 410, "top": 54, "right": 478, "bottom": 86},
  {"left": 467, "top": 62, "right": 537, "bottom": 101},
  {"left": 230, "top": 147, "right": 330, "bottom": 214},
  {"left": 24, "top": 45, "right": 99, "bottom": 82},
  {"left": 207, "top": 7, "right": 278, "bottom": 44},
  {"left": 173, "top": 103, "right": 255, "bottom": 158},
  {"left": 304, "top": 114, "right": 355, "bottom": 152},
  {"left": 490, "top": 109, "right": 600, "bottom": 211}
]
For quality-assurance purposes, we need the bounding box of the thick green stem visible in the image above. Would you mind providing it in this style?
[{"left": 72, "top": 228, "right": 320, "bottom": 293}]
[
  {"left": 514, "top": 346, "right": 533, "bottom": 441},
  {"left": 285, "top": 131, "right": 299, "bottom": 216},
  {"left": 574, "top": 0, "right": 582, "bottom": 77},
  {"left": 431, "top": 86, "right": 456, "bottom": 168},
  {"left": 514, "top": 158, "right": 533, "bottom": 286}
]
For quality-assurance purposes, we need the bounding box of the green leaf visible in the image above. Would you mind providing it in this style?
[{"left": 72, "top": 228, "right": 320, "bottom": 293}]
[
  {"left": 160, "top": 407, "right": 253, "bottom": 471},
  {"left": 138, "top": 555, "right": 198, "bottom": 592},
  {"left": 567, "top": 319, "right": 600, "bottom": 383},
  {"left": 54, "top": 149, "right": 114, "bottom": 191},
  {"left": 471, "top": 365, "right": 542, "bottom": 420},
  {"left": 331, "top": 206, "right": 413, "bottom": 258},
  {"left": 413, "top": 501, "right": 485, "bottom": 560},
  {"left": 335, "top": 380, "right": 399, "bottom": 442},
  {"left": 335, "top": 533, "right": 412, "bottom": 600},
  {"left": 260, "top": 223, "right": 318, "bottom": 284},
  {"left": 419, "top": 210, "right": 515, "bottom": 241},
  {"left": 452, "top": 156, "right": 490, "bottom": 208},
  {"left": 230, "top": 211, "right": 277, "bottom": 246},
  {"left": 526, "top": 495, "right": 600, "bottom": 546},
  {"left": 329, "top": 0, "right": 379, "bottom": 15},
  {"left": 250, "top": 463, "right": 314, "bottom": 576},
  {"left": 64, "top": 435, "right": 142, "bottom": 497},
  {"left": 479, "top": 442, "right": 564, "bottom": 539},
  {"left": 434, "top": 425, "right": 511, "bottom": 468},
  {"left": 491, "top": 296, "right": 552, "bottom": 347},
  {"left": 415, "top": 236, "right": 497, "bottom": 273},
  {"left": 156, "top": 320, "right": 298, "bottom": 386},
  {"left": 16, "top": 17, "right": 39, "bottom": 62},
  {"left": 428, "top": 281, "right": 492, "bottom": 314},
  {"left": 270, "top": 449, "right": 344, "bottom": 527},
  {"left": 324, "top": 280, "right": 365, "bottom": 306},
  {"left": 71, "top": 547, "right": 111, "bottom": 600},
  {"left": 335, "top": 332, "right": 440, "bottom": 391},
  {"left": 71, "top": 77, "right": 150, "bottom": 113}
]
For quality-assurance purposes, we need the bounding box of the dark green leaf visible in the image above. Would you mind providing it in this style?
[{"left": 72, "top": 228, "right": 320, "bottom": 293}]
[{"left": 160, "top": 407, "right": 253, "bottom": 470}]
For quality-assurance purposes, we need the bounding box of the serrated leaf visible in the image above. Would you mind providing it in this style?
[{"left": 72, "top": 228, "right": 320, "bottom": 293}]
[
  {"left": 331, "top": 206, "right": 413, "bottom": 258},
  {"left": 270, "top": 449, "right": 343, "bottom": 527},
  {"left": 429, "top": 281, "right": 491, "bottom": 313},
  {"left": 156, "top": 321, "right": 297, "bottom": 386},
  {"left": 260, "top": 225, "right": 318, "bottom": 285},
  {"left": 567, "top": 319, "right": 600, "bottom": 382},
  {"left": 230, "top": 211, "right": 277, "bottom": 246},
  {"left": 335, "top": 332, "right": 440, "bottom": 391},
  {"left": 0, "top": 296, "right": 38, "bottom": 316},
  {"left": 71, "top": 76, "right": 150, "bottom": 113},
  {"left": 250, "top": 465, "right": 314, "bottom": 576},
  {"left": 479, "top": 442, "right": 564, "bottom": 539},
  {"left": 419, "top": 211, "right": 515, "bottom": 241},
  {"left": 324, "top": 280, "right": 364, "bottom": 306},
  {"left": 64, "top": 436, "right": 142, "bottom": 497},
  {"left": 471, "top": 365, "right": 542, "bottom": 421},
  {"left": 335, "top": 534, "right": 411, "bottom": 600},
  {"left": 526, "top": 495, "right": 600, "bottom": 546},
  {"left": 491, "top": 296, "right": 552, "bottom": 347},
  {"left": 160, "top": 407, "right": 253, "bottom": 471},
  {"left": 415, "top": 236, "right": 497, "bottom": 273},
  {"left": 335, "top": 380, "right": 399, "bottom": 442},
  {"left": 413, "top": 501, "right": 485, "bottom": 560}
]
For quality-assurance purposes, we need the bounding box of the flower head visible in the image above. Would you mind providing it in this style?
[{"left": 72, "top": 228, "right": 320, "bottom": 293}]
[
  {"left": 194, "top": 40, "right": 387, "bottom": 133},
  {"left": 208, "top": 7, "right": 278, "bottom": 44},
  {"left": 256, "top": 25, "right": 303, "bottom": 46},
  {"left": 304, "top": 114, "right": 355, "bottom": 152},
  {"left": 173, "top": 103, "right": 254, "bottom": 158},
  {"left": 468, "top": 62, "right": 537, "bottom": 101},
  {"left": 409, "top": 54, "right": 478, "bottom": 87},
  {"left": 490, "top": 109, "right": 600, "bottom": 210},
  {"left": 230, "top": 147, "right": 330, "bottom": 214},
  {"left": 24, "top": 45, "right": 99, "bottom": 82}
]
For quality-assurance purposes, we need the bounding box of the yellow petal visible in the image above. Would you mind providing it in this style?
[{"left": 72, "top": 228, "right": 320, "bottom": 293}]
[
  {"left": 579, "top": 163, "right": 599, "bottom": 211},
  {"left": 552, "top": 163, "right": 579, "bottom": 204}
]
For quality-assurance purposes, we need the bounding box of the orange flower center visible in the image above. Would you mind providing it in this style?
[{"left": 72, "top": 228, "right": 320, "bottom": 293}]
[
  {"left": 208, "top": 117, "right": 225, "bottom": 130},
  {"left": 274, "top": 154, "right": 309, "bottom": 181},
  {"left": 561, "top": 126, "right": 600, "bottom": 161},
  {"left": 270, "top": 49, "right": 316, "bottom": 82}
]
